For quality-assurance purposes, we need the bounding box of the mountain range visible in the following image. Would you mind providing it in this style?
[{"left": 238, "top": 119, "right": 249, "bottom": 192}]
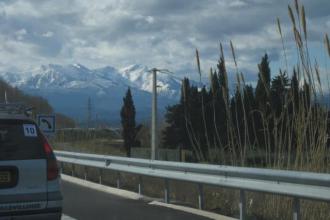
[{"left": 0, "top": 64, "right": 184, "bottom": 124}]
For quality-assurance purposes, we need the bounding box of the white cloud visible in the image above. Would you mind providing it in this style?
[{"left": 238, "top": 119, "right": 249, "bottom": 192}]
[
  {"left": 145, "top": 16, "right": 155, "bottom": 24},
  {"left": 326, "top": 20, "right": 330, "bottom": 28},
  {"left": 0, "top": 34, "right": 40, "bottom": 71},
  {"left": 1, "top": 1, "right": 41, "bottom": 17},
  {"left": 42, "top": 31, "right": 54, "bottom": 38},
  {"left": 15, "top": 29, "right": 27, "bottom": 41},
  {"left": 0, "top": 0, "right": 328, "bottom": 83}
]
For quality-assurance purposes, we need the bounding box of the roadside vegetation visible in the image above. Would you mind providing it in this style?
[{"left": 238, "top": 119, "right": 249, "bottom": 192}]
[
  {"left": 51, "top": 128, "right": 124, "bottom": 156},
  {"left": 163, "top": 7, "right": 329, "bottom": 173},
  {"left": 56, "top": 1, "right": 330, "bottom": 219},
  {"left": 161, "top": 1, "right": 330, "bottom": 219}
]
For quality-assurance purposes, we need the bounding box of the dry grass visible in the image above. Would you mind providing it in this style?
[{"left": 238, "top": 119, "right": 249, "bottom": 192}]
[
  {"left": 186, "top": 0, "right": 330, "bottom": 219},
  {"left": 52, "top": 138, "right": 125, "bottom": 156}
]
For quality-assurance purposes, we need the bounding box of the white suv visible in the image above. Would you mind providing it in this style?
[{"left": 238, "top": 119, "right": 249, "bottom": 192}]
[{"left": 0, "top": 106, "right": 62, "bottom": 220}]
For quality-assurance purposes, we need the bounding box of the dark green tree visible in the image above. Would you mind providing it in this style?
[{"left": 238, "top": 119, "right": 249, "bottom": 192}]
[
  {"left": 217, "top": 49, "right": 229, "bottom": 104},
  {"left": 216, "top": 51, "right": 229, "bottom": 148},
  {"left": 254, "top": 54, "right": 271, "bottom": 150},
  {"left": 271, "top": 70, "right": 290, "bottom": 116},
  {"left": 290, "top": 68, "right": 300, "bottom": 113},
  {"left": 230, "top": 86, "right": 244, "bottom": 148},
  {"left": 301, "top": 80, "right": 311, "bottom": 110},
  {"left": 200, "top": 85, "right": 212, "bottom": 156},
  {"left": 209, "top": 69, "right": 222, "bottom": 148},
  {"left": 162, "top": 78, "right": 191, "bottom": 149},
  {"left": 255, "top": 54, "right": 271, "bottom": 112},
  {"left": 243, "top": 85, "right": 257, "bottom": 146},
  {"left": 120, "top": 88, "right": 137, "bottom": 157},
  {"left": 269, "top": 70, "right": 290, "bottom": 152},
  {"left": 162, "top": 104, "right": 187, "bottom": 149}
]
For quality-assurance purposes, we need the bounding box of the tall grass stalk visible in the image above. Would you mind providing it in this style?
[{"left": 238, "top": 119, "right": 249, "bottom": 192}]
[{"left": 196, "top": 49, "right": 212, "bottom": 160}]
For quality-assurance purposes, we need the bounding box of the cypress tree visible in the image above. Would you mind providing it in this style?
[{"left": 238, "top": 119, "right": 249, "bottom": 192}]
[{"left": 120, "top": 88, "right": 137, "bottom": 157}]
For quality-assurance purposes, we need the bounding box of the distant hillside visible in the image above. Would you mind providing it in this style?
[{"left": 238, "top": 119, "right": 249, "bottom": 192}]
[
  {"left": 0, "top": 63, "right": 185, "bottom": 123},
  {"left": 0, "top": 79, "right": 75, "bottom": 128}
]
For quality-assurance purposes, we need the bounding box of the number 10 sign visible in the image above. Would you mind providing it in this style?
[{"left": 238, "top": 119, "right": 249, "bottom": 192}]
[{"left": 23, "top": 124, "right": 37, "bottom": 137}]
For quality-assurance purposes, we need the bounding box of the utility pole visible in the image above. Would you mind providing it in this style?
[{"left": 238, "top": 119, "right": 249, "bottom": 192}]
[
  {"left": 4, "top": 91, "right": 8, "bottom": 104},
  {"left": 151, "top": 68, "right": 157, "bottom": 160},
  {"left": 149, "top": 68, "right": 172, "bottom": 160},
  {"left": 87, "top": 97, "right": 92, "bottom": 129}
]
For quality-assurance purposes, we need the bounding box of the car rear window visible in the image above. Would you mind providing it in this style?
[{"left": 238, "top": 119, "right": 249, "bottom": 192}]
[{"left": 0, "top": 119, "right": 45, "bottom": 161}]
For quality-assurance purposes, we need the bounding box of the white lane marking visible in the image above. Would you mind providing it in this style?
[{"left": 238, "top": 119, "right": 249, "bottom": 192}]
[
  {"left": 149, "top": 201, "right": 237, "bottom": 220},
  {"left": 62, "top": 214, "right": 77, "bottom": 220},
  {"left": 61, "top": 174, "right": 142, "bottom": 200}
]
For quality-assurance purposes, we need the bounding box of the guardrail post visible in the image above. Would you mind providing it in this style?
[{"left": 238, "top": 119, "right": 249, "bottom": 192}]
[
  {"left": 138, "top": 176, "right": 143, "bottom": 195},
  {"left": 198, "top": 184, "right": 204, "bottom": 210},
  {"left": 116, "top": 172, "right": 120, "bottom": 189},
  {"left": 99, "top": 169, "right": 102, "bottom": 184},
  {"left": 293, "top": 198, "right": 301, "bottom": 220},
  {"left": 164, "top": 179, "right": 170, "bottom": 203},
  {"left": 60, "top": 162, "right": 63, "bottom": 174},
  {"left": 84, "top": 166, "right": 87, "bottom": 180},
  {"left": 239, "top": 190, "right": 246, "bottom": 220},
  {"left": 71, "top": 164, "right": 74, "bottom": 177}
]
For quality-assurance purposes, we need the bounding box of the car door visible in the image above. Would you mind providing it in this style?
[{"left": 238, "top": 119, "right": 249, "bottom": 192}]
[{"left": 0, "top": 119, "right": 48, "bottom": 214}]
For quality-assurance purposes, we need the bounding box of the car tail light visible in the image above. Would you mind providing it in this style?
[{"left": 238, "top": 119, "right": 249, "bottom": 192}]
[{"left": 42, "top": 135, "right": 59, "bottom": 181}]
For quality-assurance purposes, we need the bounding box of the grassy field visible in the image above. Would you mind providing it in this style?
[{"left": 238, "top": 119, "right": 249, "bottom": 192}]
[
  {"left": 51, "top": 138, "right": 126, "bottom": 156},
  {"left": 50, "top": 128, "right": 126, "bottom": 156}
]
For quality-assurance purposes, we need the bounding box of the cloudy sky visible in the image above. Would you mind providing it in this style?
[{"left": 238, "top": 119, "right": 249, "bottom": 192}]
[{"left": 0, "top": 0, "right": 329, "bottom": 83}]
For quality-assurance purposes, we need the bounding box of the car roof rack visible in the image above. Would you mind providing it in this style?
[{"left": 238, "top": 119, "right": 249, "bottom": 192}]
[{"left": 0, "top": 103, "right": 33, "bottom": 116}]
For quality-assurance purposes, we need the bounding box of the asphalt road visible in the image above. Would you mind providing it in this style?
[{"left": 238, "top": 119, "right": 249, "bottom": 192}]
[{"left": 61, "top": 180, "right": 211, "bottom": 220}]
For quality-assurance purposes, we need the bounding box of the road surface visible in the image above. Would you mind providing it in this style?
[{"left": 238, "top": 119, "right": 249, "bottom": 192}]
[{"left": 61, "top": 180, "right": 211, "bottom": 220}]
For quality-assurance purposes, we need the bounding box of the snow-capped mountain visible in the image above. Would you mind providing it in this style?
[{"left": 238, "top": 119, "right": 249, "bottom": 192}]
[
  {"left": 118, "top": 64, "right": 182, "bottom": 97},
  {"left": 0, "top": 64, "right": 183, "bottom": 123},
  {"left": 2, "top": 64, "right": 181, "bottom": 97}
]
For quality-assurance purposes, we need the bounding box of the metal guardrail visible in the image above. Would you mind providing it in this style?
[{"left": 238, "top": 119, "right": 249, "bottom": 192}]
[{"left": 55, "top": 150, "right": 330, "bottom": 220}]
